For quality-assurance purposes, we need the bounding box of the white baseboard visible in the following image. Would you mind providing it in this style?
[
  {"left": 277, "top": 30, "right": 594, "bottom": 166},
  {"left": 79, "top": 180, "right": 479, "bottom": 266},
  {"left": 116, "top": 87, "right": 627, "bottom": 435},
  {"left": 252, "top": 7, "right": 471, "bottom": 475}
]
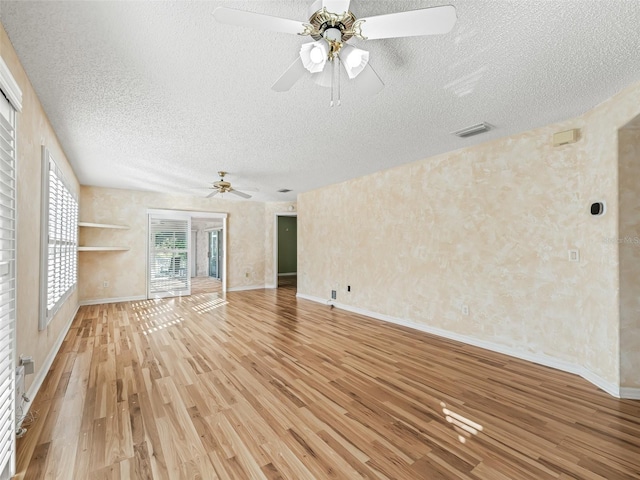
[
  {"left": 296, "top": 293, "right": 627, "bottom": 399},
  {"left": 579, "top": 366, "right": 621, "bottom": 398},
  {"left": 79, "top": 295, "right": 146, "bottom": 306},
  {"left": 265, "top": 284, "right": 277, "bottom": 289},
  {"left": 620, "top": 387, "right": 640, "bottom": 399},
  {"left": 227, "top": 285, "right": 265, "bottom": 292},
  {"left": 23, "top": 304, "right": 79, "bottom": 420},
  {"left": 278, "top": 272, "right": 297, "bottom": 277}
]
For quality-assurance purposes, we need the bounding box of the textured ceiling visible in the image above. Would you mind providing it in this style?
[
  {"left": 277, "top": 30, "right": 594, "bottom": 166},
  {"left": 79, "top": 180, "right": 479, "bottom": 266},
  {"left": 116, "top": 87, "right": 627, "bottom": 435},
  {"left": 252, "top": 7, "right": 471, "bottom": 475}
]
[{"left": 2, "top": 1, "right": 640, "bottom": 202}]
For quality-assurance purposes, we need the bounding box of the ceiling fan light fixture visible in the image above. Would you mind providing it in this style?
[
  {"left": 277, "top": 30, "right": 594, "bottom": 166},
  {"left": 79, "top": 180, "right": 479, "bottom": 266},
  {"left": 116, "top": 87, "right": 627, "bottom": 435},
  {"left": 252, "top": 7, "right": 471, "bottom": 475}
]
[
  {"left": 341, "top": 46, "right": 369, "bottom": 79},
  {"left": 300, "top": 41, "right": 328, "bottom": 73}
]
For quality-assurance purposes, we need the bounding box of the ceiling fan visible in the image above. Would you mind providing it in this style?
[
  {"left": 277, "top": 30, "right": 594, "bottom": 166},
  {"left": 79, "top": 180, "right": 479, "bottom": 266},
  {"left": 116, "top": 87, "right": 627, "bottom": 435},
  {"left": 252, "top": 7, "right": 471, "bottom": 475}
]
[
  {"left": 206, "top": 171, "right": 252, "bottom": 199},
  {"left": 213, "top": 1, "right": 457, "bottom": 103}
]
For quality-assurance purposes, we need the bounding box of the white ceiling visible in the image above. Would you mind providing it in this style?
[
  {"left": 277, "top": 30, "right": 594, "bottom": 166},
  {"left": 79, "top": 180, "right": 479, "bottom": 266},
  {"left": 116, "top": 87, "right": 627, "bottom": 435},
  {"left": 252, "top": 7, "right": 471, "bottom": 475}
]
[{"left": 2, "top": 1, "right": 640, "bottom": 202}]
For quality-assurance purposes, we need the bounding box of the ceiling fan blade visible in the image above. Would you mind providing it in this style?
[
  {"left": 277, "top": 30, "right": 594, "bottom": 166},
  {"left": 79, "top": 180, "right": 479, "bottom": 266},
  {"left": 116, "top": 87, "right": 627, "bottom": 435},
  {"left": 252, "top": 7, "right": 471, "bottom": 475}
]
[
  {"left": 322, "top": 1, "right": 351, "bottom": 14},
  {"left": 206, "top": 190, "right": 219, "bottom": 198},
  {"left": 213, "top": 7, "right": 307, "bottom": 36},
  {"left": 357, "top": 5, "right": 457, "bottom": 40},
  {"left": 353, "top": 62, "right": 384, "bottom": 96},
  {"left": 229, "top": 188, "right": 252, "bottom": 199},
  {"left": 272, "top": 57, "right": 308, "bottom": 92}
]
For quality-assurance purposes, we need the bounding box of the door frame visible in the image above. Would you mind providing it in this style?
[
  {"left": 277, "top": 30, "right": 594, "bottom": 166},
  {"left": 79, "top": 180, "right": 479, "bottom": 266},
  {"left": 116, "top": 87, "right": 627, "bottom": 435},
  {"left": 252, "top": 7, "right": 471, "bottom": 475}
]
[
  {"left": 147, "top": 209, "right": 228, "bottom": 297},
  {"left": 273, "top": 212, "right": 297, "bottom": 288}
]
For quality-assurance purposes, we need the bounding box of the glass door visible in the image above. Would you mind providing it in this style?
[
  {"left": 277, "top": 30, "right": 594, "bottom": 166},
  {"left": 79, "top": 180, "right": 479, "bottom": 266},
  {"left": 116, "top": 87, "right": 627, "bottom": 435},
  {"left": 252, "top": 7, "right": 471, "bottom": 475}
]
[
  {"left": 208, "top": 230, "right": 220, "bottom": 279},
  {"left": 148, "top": 214, "right": 191, "bottom": 298}
]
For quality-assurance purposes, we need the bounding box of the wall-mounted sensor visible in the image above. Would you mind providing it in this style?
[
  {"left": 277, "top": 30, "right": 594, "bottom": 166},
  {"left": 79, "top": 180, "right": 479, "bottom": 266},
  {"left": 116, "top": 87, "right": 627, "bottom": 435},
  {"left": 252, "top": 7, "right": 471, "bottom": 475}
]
[{"left": 590, "top": 201, "right": 605, "bottom": 216}]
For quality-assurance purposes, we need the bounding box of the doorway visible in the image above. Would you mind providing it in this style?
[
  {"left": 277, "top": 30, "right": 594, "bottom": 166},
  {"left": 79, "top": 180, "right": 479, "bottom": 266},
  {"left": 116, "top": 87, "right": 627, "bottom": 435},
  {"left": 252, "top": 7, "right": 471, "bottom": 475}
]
[
  {"left": 191, "top": 218, "right": 224, "bottom": 295},
  {"left": 274, "top": 213, "right": 297, "bottom": 288},
  {"left": 147, "top": 209, "right": 227, "bottom": 298}
]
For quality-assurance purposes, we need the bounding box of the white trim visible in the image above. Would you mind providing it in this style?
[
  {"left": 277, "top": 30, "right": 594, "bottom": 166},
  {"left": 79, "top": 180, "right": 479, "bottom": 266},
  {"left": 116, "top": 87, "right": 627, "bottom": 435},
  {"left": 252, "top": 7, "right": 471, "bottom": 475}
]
[
  {"left": 39, "top": 147, "right": 49, "bottom": 329},
  {"left": 273, "top": 212, "right": 297, "bottom": 287},
  {"left": 619, "top": 387, "right": 640, "bottom": 400},
  {"left": 578, "top": 367, "right": 621, "bottom": 398},
  {"left": 222, "top": 218, "right": 227, "bottom": 293},
  {"left": 278, "top": 272, "right": 297, "bottom": 277},
  {"left": 79, "top": 295, "right": 146, "bottom": 306},
  {"left": 265, "top": 283, "right": 277, "bottom": 289},
  {"left": 227, "top": 285, "right": 265, "bottom": 292},
  {"left": 23, "top": 305, "right": 78, "bottom": 422},
  {"left": 0, "top": 56, "right": 22, "bottom": 112},
  {"left": 295, "top": 293, "right": 624, "bottom": 398},
  {"left": 147, "top": 208, "right": 227, "bottom": 219}
]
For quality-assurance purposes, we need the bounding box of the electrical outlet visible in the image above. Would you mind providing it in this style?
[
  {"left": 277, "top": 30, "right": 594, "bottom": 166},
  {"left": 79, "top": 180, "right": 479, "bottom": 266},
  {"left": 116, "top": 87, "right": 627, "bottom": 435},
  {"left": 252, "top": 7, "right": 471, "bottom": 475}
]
[
  {"left": 462, "top": 305, "right": 469, "bottom": 316},
  {"left": 347, "top": 285, "right": 351, "bottom": 292},
  {"left": 331, "top": 290, "right": 336, "bottom": 300},
  {"left": 103, "top": 280, "right": 109, "bottom": 288}
]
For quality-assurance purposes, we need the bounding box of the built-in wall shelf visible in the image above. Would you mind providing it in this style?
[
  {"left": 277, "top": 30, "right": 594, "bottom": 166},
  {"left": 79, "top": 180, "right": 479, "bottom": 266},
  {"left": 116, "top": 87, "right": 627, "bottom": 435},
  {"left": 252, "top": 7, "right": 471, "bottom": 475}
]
[
  {"left": 78, "top": 246, "right": 129, "bottom": 252},
  {"left": 78, "top": 221, "right": 130, "bottom": 251},
  {"left": 78, "top": 222, "right": 129, "bottom": 229}
]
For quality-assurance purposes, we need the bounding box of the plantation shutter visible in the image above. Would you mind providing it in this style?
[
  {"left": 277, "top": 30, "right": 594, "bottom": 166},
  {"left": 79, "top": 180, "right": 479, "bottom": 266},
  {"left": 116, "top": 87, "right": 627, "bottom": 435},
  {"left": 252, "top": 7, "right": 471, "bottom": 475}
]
[
  {"left": 0, "top": 92, "right": 17, "bottom": 479},
  {"left": 40, "top": 148, "right": 78, "bottom": 328},
  {"left": 148, "top": 215, "right": 191, "bottom": 298}
]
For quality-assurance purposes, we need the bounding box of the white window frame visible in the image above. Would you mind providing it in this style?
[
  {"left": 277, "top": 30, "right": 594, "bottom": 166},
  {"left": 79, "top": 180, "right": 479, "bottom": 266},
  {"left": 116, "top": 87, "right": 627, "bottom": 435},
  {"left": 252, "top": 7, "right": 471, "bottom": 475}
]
[
  {"left": 0, "top": 54, "right": 21, "bottom": 480},
  {"left": 39, "top": 147, "right": 78, "bottom": 330}
]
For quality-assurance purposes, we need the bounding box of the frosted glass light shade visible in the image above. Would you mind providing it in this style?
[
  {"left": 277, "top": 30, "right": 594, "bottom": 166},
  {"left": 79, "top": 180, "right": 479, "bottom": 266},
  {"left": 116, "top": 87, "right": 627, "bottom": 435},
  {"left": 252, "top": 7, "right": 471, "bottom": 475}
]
[
  {"left": 341, "top": 45, "right": 369, "bottom": 79},
  {"left": 300, "top": 41, "right": 328, "bottom": 73}
]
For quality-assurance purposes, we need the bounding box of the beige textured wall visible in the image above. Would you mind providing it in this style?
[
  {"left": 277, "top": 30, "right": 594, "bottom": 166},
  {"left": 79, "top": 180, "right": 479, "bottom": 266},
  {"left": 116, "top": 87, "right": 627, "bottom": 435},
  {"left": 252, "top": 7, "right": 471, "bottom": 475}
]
[
  {"left": 299, "top": 81, "right": 640, "bottom": 387},
  {"left": 79, "top": 187, "right": 267, "bottom": 301},
  {"left": 619, "top": 125, "right": 640, "bottom": 388},
  {"left": 1, "top": 23, "right": 80, "bottom": 392}
]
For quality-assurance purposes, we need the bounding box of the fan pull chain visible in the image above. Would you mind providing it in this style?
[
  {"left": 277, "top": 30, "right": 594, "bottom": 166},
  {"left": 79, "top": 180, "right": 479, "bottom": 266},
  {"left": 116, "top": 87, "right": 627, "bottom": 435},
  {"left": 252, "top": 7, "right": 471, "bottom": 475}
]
[
  {"left": 330, "top": 59, "right": 335, "bottom": 107},
  {"left": 330, "top": 58, "right": 342, "bottom": 107},
  {"left": 337, "top": 56, "right": 341, "bottom": 106}
]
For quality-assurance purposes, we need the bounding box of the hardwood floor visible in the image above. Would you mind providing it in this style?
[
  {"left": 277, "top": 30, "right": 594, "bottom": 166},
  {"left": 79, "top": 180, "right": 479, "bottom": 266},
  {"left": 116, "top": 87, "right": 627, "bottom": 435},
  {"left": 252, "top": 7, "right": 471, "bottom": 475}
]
[
  {"left": 277, "top": 275, "right": 297, "bottom": 289},
  {"left": 15, "top": 286, "right": 640, "bottom": 479},
  {"left": 190, "top": 276, "right": 222, "bottom": 295}
]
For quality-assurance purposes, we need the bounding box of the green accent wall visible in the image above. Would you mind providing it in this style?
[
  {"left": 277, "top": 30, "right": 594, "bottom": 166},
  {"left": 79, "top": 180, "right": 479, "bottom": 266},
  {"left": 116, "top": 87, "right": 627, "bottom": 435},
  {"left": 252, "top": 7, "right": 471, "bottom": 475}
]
[{"left": 278, "top": 216, "right": 297, "bottom": 274}]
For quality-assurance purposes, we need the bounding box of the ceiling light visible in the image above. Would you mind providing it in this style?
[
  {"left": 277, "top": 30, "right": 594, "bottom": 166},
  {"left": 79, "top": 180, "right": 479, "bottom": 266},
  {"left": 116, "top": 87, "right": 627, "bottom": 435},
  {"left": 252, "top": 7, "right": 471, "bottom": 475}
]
[
  {"left": 340, "top": 45, "right": 369, "bottom": 79},
  {"left": 452, "top": 122, "right": 492, "bottom": 138},
  {"left": 300, "top": 41, "right": 328, "bottom": 73}
]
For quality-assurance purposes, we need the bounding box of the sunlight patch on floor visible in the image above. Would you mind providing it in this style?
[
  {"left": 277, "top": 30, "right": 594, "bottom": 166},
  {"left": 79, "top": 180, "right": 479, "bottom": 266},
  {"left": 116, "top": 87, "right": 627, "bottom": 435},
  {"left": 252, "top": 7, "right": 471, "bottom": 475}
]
[{"left": 440, "top": 401, "right": 484, "bottom": 444}]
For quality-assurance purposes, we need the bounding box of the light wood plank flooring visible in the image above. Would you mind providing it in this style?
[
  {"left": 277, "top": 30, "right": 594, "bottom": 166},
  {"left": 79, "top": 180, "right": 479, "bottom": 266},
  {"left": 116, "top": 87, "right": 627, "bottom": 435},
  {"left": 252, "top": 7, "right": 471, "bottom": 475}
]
[
  {"left": 277, "top": 275, "right": 297, "bottom": 289},
  {"left": 190, "top": 276, "right": 222, "bottom": 295},
  {"left": 15, "top": 286, "right": 640, "bottom": 479}
]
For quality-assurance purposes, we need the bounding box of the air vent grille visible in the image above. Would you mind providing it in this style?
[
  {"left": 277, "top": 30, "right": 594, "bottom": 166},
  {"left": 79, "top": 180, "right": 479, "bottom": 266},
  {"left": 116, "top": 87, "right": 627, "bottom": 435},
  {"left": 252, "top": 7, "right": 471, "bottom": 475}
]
[{"left": 452, "top": 122, "right": 492, "bottom": 138}]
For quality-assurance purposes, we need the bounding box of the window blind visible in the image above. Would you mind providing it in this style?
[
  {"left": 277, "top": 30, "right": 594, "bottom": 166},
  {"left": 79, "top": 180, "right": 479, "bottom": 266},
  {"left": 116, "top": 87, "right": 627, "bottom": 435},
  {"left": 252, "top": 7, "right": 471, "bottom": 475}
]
[
  {"left": 148, "top": 216, "right": 190, "bottom": 297},
  {"left": 40, "top": 148, "right": 77, "bottom": 329},
  {"left": 0, "top": 93, "right": 16, "bottom": 479}
]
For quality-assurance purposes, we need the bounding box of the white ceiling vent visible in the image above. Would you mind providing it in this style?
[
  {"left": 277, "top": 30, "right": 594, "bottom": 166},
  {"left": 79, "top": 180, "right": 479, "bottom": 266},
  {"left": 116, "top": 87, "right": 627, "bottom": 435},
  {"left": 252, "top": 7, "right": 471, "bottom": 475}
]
[{"left": 452, "top": 122, "right": 492, "bottom": 138}]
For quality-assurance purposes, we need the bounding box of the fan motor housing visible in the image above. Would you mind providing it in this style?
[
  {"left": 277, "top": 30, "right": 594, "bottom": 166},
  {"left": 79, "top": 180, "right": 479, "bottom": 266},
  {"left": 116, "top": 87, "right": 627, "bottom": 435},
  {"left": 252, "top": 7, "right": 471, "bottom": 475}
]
[{"left": 308, "top": 2, "right": 357, "bottom": 41}]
